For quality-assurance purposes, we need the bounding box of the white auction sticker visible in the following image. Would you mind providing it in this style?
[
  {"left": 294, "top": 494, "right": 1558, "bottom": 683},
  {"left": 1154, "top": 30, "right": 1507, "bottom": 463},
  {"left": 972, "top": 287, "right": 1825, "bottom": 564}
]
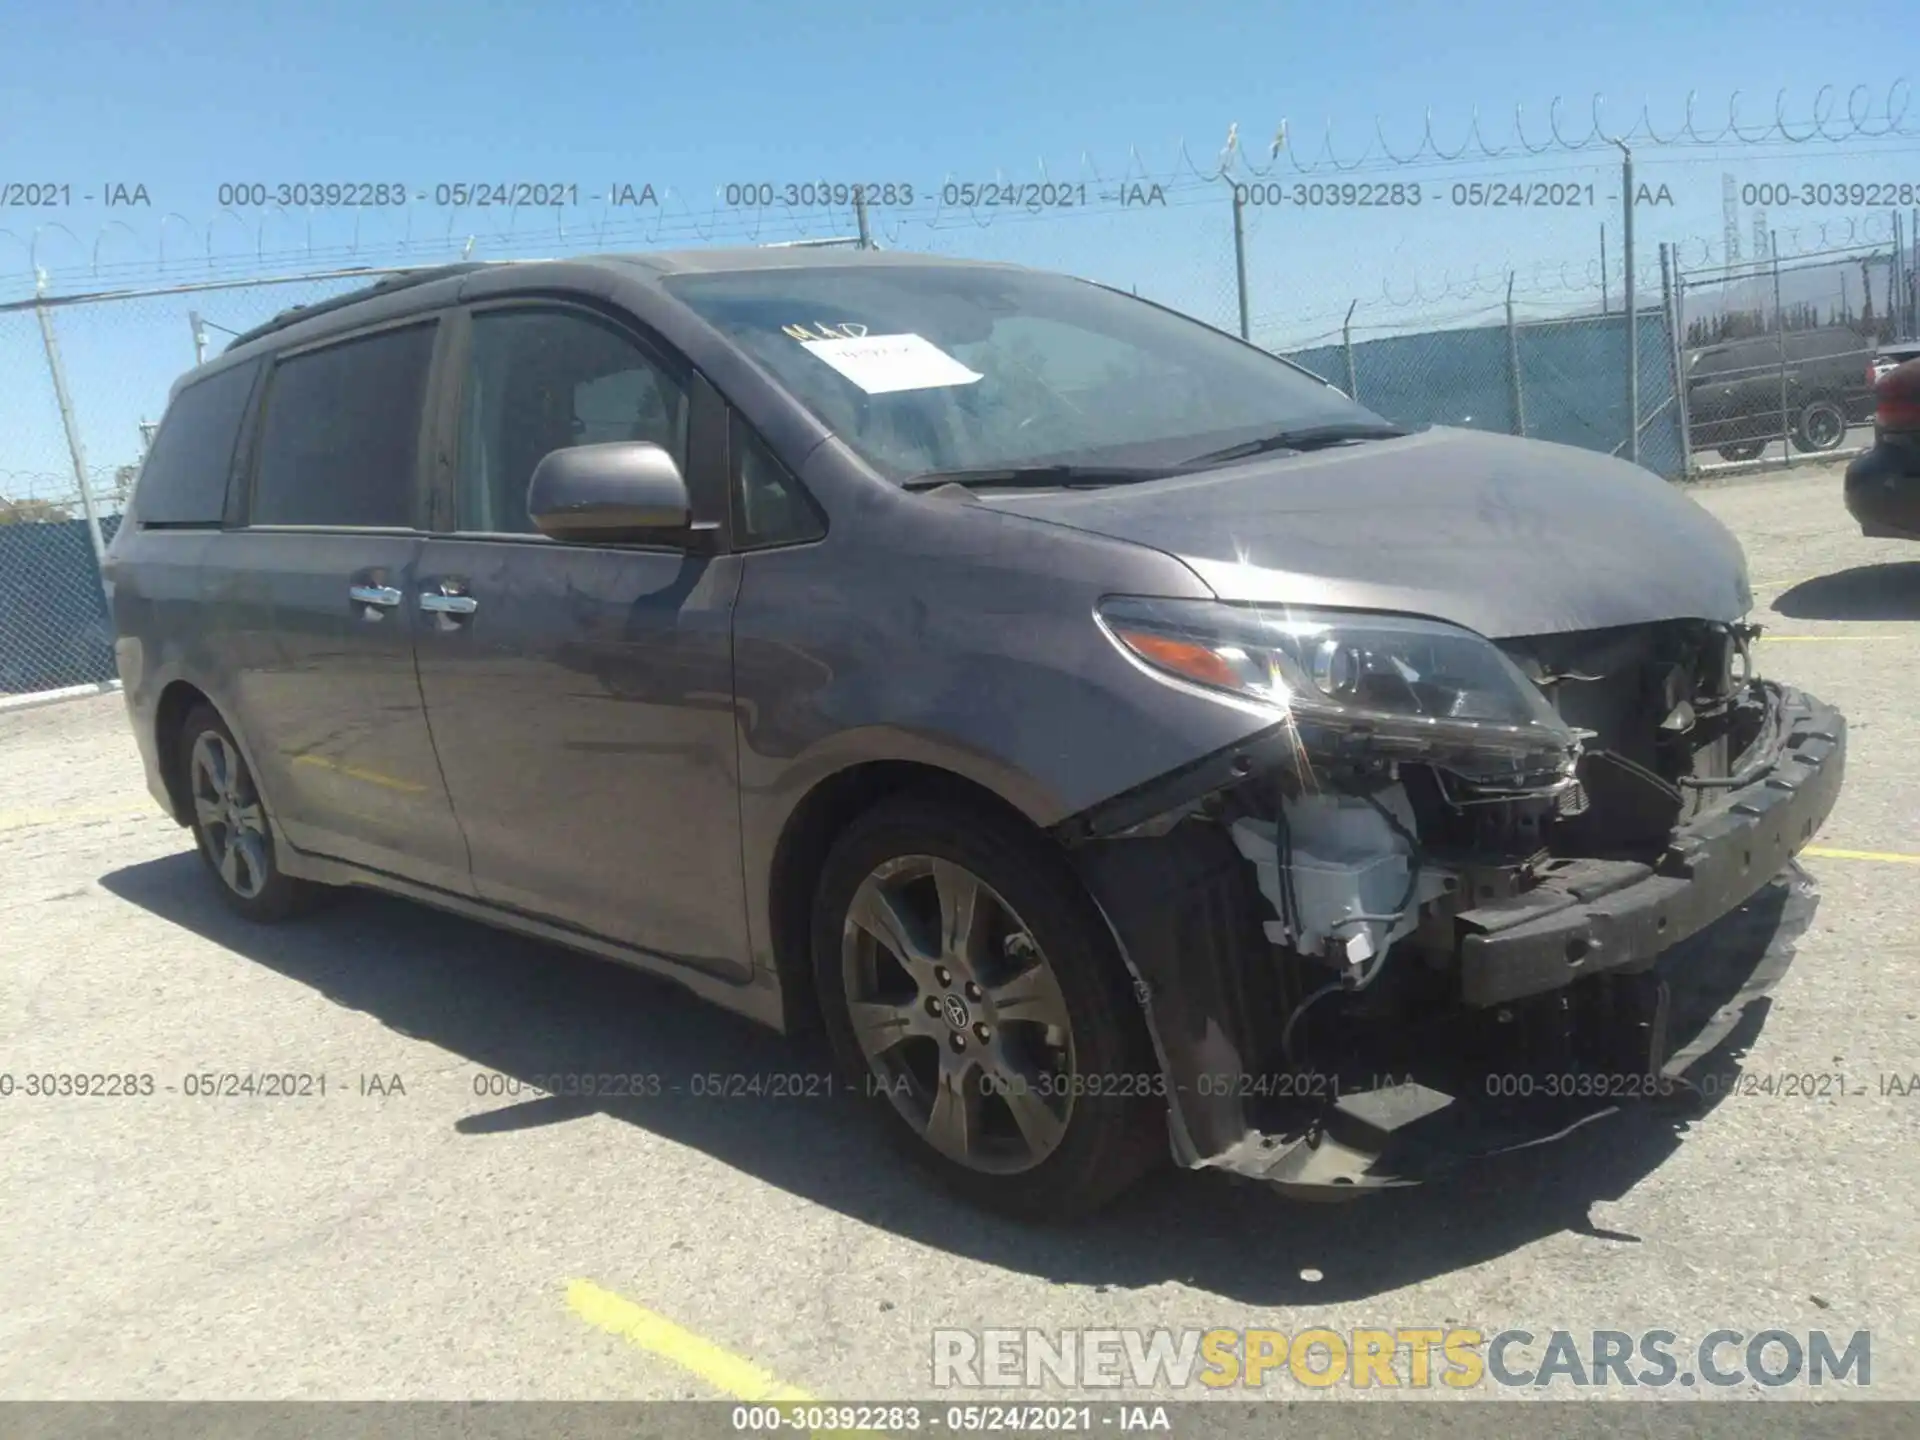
[{"left": 799, "top": 332, "right": 984, "bottom": 395}]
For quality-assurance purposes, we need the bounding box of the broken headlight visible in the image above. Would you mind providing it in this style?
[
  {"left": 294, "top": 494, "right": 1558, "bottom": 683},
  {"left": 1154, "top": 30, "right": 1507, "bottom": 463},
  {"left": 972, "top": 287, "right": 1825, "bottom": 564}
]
[{"left": 1098, "top": 597, "right": 1581, "bottom": 781}]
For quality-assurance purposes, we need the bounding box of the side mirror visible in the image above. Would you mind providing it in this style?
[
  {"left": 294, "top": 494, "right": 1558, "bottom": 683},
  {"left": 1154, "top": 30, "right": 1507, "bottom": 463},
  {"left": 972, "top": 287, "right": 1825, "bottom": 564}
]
[{"left": 526, "top": 441, "right": 692, "bottom": 544}]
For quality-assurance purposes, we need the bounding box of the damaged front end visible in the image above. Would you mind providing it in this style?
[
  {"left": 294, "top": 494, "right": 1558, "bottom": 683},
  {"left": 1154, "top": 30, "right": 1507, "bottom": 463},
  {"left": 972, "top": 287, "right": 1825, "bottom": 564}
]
[{"left": 1055, "top": 600, "right": 1846, "bottom": 1195}]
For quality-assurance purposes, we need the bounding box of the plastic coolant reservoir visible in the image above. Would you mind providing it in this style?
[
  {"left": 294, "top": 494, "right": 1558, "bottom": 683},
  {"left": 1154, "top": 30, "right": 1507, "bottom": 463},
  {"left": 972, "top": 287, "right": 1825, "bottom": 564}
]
[{"left": 1230, "top": 786, "right": 1444, "bottom": 966}]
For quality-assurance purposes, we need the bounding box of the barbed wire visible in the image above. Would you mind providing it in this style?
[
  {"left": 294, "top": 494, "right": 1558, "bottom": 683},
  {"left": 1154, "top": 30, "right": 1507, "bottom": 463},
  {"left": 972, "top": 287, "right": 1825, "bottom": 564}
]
[
  {"left": 15, "top": 144, "right": 1907, "bottom": 298},
  {"left": 6, "top": 188, "right": 1905, "bottom": 315},
  {"left": 3, "top": 81, "right": 1914, "bottom": 300},
  {"left": 7, "top": 209, "right": 1900, "bottom": 373},
  {"left": 1251, "top": 269, "right": 1605, "bottom": 336},
  {"left": 0, "top": 181, "right": 1233, "bottom": 298},
  {"left": 1203, "top": 80, "right": 1917, "bottom": 180},
  {"left": 1669, "top": 212, "right": 1906, "bottom": 270},
  {"left": 0, "top": 467, "right": 131, "bottom": 509}
]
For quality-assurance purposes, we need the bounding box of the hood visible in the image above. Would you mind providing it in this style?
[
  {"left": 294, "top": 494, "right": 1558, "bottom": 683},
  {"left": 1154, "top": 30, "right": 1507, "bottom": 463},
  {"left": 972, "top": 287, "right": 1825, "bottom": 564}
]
[{"left": 980, "top": 426, "right": 1751, "bottom": 639}]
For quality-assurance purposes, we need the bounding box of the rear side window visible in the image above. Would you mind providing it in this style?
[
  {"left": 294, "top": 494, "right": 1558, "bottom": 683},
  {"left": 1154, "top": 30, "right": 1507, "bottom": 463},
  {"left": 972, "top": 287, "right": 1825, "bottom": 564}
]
[
  {"left": 133, "top": 360, "right": 260, "bottom": 526},
  {"left": 252, "top": 323, "right": 436, "bottom": 527}
]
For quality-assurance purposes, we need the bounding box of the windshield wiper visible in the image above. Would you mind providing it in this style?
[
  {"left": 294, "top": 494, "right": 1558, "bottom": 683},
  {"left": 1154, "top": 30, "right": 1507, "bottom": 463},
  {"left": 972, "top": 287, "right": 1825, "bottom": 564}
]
[
  {"left": 900, "top": 464, "right": 1172, "bottom": 491},
  {"left": 1180, "top": 422, "right": 1410, "bottom": 470}
]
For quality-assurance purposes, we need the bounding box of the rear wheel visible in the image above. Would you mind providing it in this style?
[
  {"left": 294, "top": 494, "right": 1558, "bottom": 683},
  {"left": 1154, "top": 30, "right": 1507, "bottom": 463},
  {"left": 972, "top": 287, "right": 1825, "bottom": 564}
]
[
  {"left": 812, "top": 793, "right": 1164, "bottom": 1220},
  {"left": 1716, "top": 440, "right": 1766, "bottom": 462},
  {"left": 179, "top": 704, "right": 326, "bottom": 922},
  {"left": 1791, "top": 397, "right": 1848, "bottom": 454}
]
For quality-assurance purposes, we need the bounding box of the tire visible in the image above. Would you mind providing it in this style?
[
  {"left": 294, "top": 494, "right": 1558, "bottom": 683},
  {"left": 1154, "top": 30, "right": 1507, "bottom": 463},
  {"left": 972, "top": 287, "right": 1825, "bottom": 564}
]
[
  {"left": 1791, "top": 397, "right": 1848, "bottom": 454},
  {"left": 177, "top": 703, "right": 326, "bottom": 923},
  {"left": 811, "top": 792, "right": 1164, "bottom": 1221},
  {"left": 1716, "top": 441, "right": 1766, "bottom": 462}
]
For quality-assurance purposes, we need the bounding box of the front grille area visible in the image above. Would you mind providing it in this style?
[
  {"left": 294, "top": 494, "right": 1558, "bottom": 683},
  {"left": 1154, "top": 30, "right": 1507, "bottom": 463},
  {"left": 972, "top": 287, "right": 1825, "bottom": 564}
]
[
  {"left": 1496, "top": 619, "right": 1765, "bottom": 856},
  {"left": 1501, "top": 620, "right": 1740, "bottom": 768}
]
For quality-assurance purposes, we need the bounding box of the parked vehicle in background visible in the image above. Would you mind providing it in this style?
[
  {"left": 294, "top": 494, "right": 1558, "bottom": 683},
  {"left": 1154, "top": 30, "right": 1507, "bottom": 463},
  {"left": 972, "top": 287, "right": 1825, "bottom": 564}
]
[
  {"left": 1870, "top": 338, "right": 1920, "bottom": 384},
  {"left": 106, "top": 251, "right": 1846, "bottom": 1221},
  {"left": 1844, "top": 357, "right": 1920, "bottom": 539},
  {"left": 1686, "top": 324, "right": 1877, "bottom": 461}
]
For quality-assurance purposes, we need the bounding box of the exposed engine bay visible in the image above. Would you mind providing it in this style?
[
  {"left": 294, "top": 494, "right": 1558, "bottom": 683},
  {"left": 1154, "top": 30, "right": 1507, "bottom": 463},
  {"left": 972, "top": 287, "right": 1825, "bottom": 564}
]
[
  {"left": 1228, "top": 618, "right": 1770, "bottom": 991},
  {"left": 1055, "top": 616, "right": 1845, "bottom": 1194}
]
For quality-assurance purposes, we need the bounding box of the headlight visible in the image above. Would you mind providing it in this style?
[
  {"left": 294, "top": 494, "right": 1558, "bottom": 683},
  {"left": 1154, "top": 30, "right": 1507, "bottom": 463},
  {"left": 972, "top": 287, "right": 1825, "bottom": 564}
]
[{"left": 1097, "top": 597, "right": 1580, "bottom": 778}]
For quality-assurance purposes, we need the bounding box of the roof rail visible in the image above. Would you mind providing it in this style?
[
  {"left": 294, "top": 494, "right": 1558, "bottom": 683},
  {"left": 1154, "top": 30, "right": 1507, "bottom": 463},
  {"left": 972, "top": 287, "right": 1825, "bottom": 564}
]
[{"left": 221, "top": 263, "right": 493, "bottom": 353}]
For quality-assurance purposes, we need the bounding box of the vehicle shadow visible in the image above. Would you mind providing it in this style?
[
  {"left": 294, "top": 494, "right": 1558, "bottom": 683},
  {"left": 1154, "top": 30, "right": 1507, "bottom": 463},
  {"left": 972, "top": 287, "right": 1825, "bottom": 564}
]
[
  {"left": 100, "top": 853, "right": 1794, "bottom": 1306},
  {"left": 1772, "top": 562, "right": 1920, "bottom": 621}
]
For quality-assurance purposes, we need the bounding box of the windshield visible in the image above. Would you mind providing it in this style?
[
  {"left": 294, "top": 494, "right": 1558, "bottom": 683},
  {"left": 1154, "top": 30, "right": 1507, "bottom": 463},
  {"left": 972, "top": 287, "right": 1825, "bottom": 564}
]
[{"left": 662, "top": 264, "right": 1388, "bottom": 481}]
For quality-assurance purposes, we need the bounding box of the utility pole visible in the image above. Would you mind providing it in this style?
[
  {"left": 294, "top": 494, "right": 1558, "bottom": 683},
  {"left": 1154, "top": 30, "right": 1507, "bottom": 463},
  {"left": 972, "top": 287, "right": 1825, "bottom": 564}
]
[
  {"left": 1774, "top": 231, "right": 1791, "bottom": 470},
  {"left": 1505, "top": 272, "right": 1526, "bottom": 437},
  {"left": 1342, "top": 299, "right": 1358, "bottom": 400},
  {"left": 35, "top": 270, "right": 111, "bottom": 599},
  {"left": 1721, "top": 173, "right": 1741, "bottom": 280},
  {"left": 1614, "top": 141, "right": 1639, "bottom": 466},
  {"left": 1661, "top": 243, "right": 1690, "bottom": 476},
  {"left": 1230, "top": 179, "right": 1250, "bottom": 340}
]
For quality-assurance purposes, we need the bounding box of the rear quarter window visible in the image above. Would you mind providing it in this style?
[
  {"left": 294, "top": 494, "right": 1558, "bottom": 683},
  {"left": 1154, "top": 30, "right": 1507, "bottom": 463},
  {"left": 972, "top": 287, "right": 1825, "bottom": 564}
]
[{"left": 131, "top": 360, "right": 261, "bottom": 526}]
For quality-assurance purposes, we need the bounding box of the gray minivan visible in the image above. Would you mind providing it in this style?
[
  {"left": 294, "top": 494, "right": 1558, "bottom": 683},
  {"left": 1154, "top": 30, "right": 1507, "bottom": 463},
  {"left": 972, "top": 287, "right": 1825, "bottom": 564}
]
[{"left": 107, "top": 250, "right": 1846, "bottom": 1219}]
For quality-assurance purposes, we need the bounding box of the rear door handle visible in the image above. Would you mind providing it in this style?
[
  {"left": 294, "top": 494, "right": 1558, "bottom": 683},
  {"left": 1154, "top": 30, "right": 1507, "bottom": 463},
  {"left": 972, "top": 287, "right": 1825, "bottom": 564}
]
[
  {"left": 419, "top": 593, "right": 478, "bottom": 615},
  {"left": 349, "top": 584, "right": 402, "bottom": 608}
]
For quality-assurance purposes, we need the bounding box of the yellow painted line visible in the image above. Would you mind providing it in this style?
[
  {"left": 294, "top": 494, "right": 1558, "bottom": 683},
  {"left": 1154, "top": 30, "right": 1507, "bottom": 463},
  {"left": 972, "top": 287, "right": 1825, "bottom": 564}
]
[
  {"left": 566, "top": 1278, "right": 814, "bottom": 1403},
  {"left": 0, "top": 803, "right": 156, "bottom": 832},
  {"left": 1804, "top": 846, "right": 1920, "bottom": 865},
  {"left": 341, "top": 764, "right": 429, "bottom": 793},
  {"left": 290, "top": 753, "right": 429, "bottom": 793}
]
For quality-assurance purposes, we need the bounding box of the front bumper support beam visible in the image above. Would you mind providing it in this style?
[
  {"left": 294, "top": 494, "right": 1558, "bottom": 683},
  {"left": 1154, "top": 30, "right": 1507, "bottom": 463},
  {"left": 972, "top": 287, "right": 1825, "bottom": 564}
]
[{"left": 1456, "top": 685, "right": 1844, "bottom": 1007}]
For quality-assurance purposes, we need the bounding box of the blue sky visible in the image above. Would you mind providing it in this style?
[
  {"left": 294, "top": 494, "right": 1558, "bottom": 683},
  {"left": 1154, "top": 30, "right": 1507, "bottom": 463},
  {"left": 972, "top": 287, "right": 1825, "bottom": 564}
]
[{"left": 1, "top": 0, "right": 1914, "bottom": 494}]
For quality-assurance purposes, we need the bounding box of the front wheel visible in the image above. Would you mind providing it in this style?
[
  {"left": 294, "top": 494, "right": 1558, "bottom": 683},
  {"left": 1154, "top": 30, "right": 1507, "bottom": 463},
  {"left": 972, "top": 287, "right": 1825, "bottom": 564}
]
[
  {"left": 179, "top": 704, "right": 327, "bottom": 922},
  {"left": 812, "top": 793, "right": 1165, "bottom": 1220},
  {"left": 1716, "top": 440, "right": 1766, "bottom": 462}
]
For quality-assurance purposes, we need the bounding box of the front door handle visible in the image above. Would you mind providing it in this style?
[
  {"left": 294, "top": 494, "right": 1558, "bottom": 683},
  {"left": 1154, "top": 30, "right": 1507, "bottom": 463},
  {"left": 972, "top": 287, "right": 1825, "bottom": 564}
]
[
  {"left": 349, "top": 584, "right": 403, "bottom": 608},
  {"left": 419, "top": 578, "right": 478, "bottom": 627}
]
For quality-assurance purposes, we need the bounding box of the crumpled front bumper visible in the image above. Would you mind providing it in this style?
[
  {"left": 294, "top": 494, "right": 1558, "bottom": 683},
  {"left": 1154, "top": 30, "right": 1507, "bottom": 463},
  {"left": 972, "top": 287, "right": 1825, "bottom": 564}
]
[
  {"left": 1457, "top": 684, "right": 1844, "bottom": 1007},
  {"left": 1055, "top": 681, "right": 1845, "bottom": 1195}
]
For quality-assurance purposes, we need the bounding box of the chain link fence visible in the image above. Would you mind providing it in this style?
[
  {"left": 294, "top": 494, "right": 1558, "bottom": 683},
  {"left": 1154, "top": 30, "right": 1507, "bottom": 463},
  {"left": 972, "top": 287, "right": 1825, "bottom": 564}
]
[
  {"left": 1676, "top": 239, "right": 1916, "bottom": 473},
  {"left": 1279, "top": 300, "right": 1685, "bottom": 475},
  {"left": 0, "top": 298, "right": 119, "bottom": 699},
  {"left": 0, "top": 270, "right": 422, "bottom": 699}
]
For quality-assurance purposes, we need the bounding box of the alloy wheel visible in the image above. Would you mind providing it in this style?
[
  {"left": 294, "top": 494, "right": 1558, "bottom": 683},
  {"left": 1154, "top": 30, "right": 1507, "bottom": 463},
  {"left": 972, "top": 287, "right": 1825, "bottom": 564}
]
[
  {"left": 189, "top": 730, "right": 271, "bottom": 899},
  {"left": 841, "top": 855, "right": 1077, "bottom": 1174}
]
